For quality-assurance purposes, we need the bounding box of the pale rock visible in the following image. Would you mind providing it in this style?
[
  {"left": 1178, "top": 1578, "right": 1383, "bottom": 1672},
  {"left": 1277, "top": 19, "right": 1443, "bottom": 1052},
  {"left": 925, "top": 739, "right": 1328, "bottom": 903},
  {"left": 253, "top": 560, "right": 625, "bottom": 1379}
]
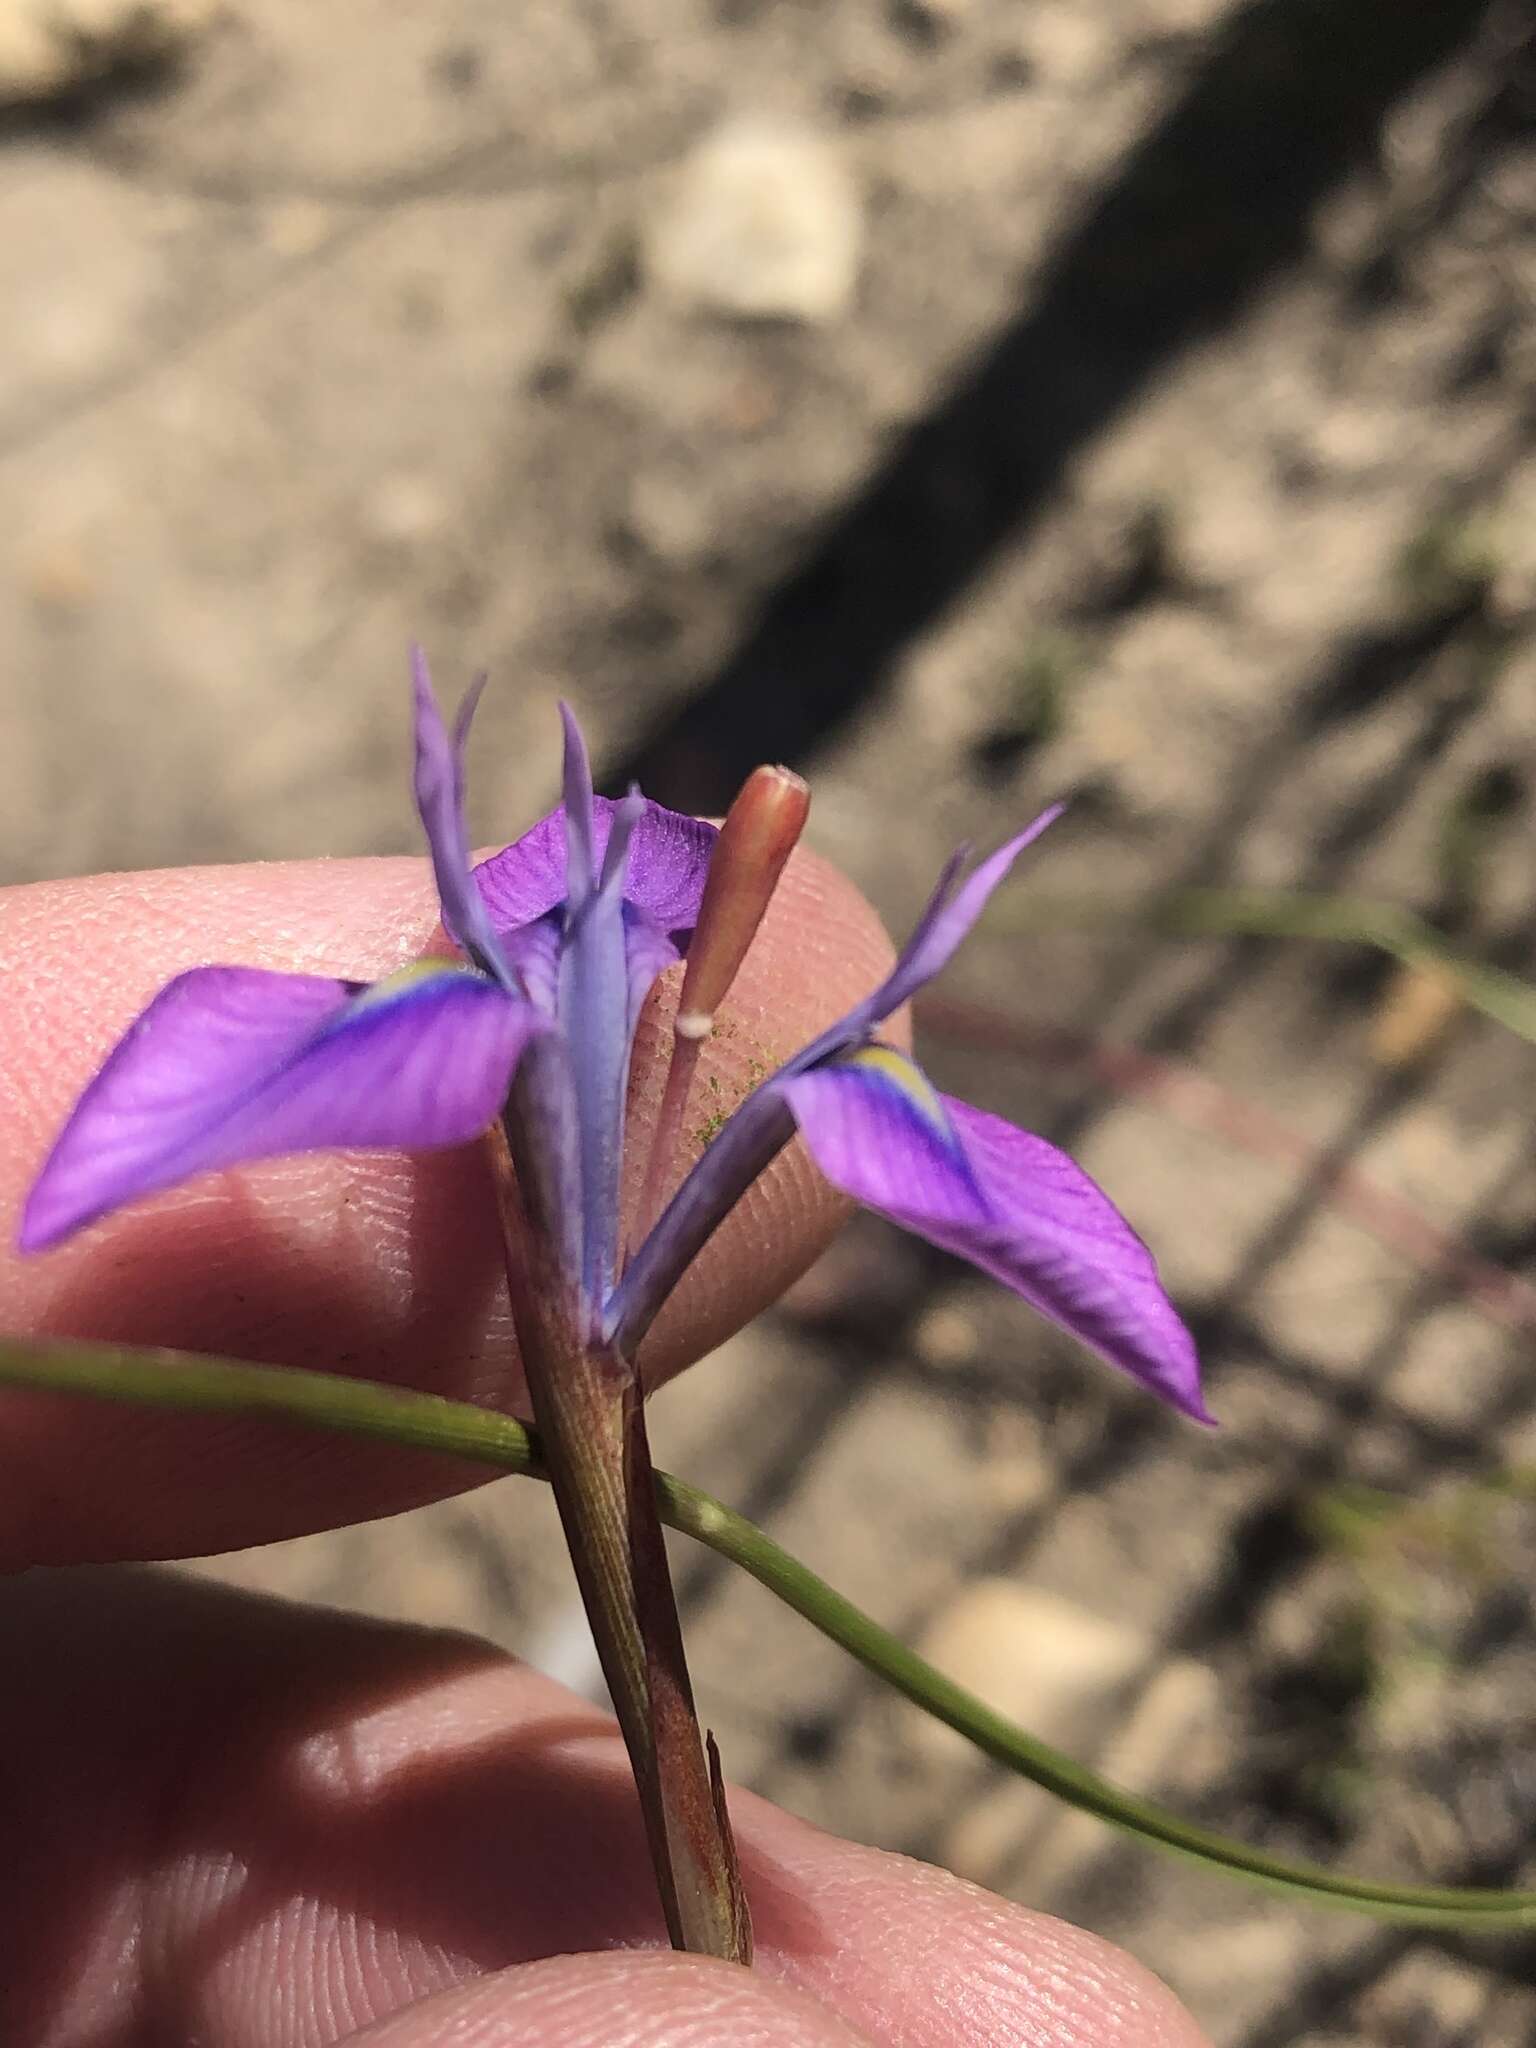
[
  {"left": 1024, "top": 1654, "right": 1222, "bottom": 1895},
  {"left": 362, "top": 474, "right": 446, "bottom": 548},
  {"left": 623, "top": 466, "right": 715, "bottom": 569},
  {"left": 981, "top": 1412, "right": 1051, "bottom": 1514},
  {"left": 1023, "top": 4, "right": 1115, "bottom": 86},
  {"left": 264, "top": 199, "right": 335, "bottom": 260},
  {"left": 21, "top": 535, "right": 95, "bottom": 614},
  {"left": 943, "top": 1778, "right": 1050, "bottom": 1890},
  {"left": 912, "top": 1302, "right": 981, "bottom": 1370},
  {"left": 1304, "top": 402, "right": 1412, "bottom": 479},
  {"left": 906, "top": 1581, "right": 1148, "bottom": 1761},
  {"left": 1367, "top": 960, "right": 1464, "bottom": 1068},
  {"left": 642, "top": 118, "right": 862, "bottom": 325},
  {"left": 0, "top": 0, "right": 215, "bottom": 101},
  {"left": 938, "top": 1644, "right": 1222, "bottom": 1898},
  {"left": 1357, "top": 1955, "right": 1491, "bottom": 2036}
]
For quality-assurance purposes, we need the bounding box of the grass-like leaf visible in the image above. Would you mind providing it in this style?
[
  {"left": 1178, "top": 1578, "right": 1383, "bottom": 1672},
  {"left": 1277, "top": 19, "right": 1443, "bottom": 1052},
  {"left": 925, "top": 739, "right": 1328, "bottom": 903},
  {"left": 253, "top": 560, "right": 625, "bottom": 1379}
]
[{"left": 0, "top": 1333, "right": 1532, "bottom": 1928}]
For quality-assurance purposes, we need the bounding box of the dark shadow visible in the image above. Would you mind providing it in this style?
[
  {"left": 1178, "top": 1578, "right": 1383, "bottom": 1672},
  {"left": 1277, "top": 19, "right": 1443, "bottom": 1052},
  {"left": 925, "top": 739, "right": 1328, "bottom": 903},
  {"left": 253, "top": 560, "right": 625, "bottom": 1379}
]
[
  {"left": 0, "top": 1566, "right": 828, "bottom": 2044},
  {"left": 1300, "top": 596, "right": 1493, "bottom": 728},
  {"left": 614, "top": 0, "right": 1496, "bottom": 810},
  {"left": 0, "top": 38, "right": 192, "bottom": 146}
]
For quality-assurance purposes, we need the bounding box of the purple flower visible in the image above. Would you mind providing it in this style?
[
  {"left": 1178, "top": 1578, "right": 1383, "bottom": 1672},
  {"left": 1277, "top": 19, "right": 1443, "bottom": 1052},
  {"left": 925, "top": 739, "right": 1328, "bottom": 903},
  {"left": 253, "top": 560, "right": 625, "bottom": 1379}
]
[{"left": 19, "top": 655, "right": 1208, "bottom": 1423}]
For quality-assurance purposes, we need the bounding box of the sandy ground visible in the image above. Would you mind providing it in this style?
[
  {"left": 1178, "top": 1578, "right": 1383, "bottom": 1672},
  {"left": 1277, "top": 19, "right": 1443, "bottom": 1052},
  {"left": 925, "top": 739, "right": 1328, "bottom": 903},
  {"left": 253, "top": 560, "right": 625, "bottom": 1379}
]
[{"left": 4, "top": 1, "right": 1536, "bottom": 2039}]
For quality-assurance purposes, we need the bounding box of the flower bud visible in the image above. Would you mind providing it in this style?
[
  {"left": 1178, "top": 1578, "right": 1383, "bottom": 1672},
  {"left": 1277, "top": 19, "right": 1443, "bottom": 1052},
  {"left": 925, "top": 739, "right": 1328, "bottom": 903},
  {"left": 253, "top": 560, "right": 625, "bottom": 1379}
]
[{"left": 677, "top": 765, "right": 811, "bottom": 1038}]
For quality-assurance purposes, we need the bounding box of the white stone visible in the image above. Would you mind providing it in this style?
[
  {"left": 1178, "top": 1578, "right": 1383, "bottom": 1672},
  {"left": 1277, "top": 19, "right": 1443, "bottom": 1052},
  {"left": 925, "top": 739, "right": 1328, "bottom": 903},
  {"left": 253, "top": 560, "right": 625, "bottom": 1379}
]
[
  {"left": 912, "top": 1302, "right": 981, "bottom": 1370},
  {"left": 937, "top": 1635, "right": 1221, "bottom": 1898},
  {"left": 642, "top": 118, "right": 862, "bottom": 325},
  {"left": 906, "top": 1581, "right": 1148, "bottom": 1760}
]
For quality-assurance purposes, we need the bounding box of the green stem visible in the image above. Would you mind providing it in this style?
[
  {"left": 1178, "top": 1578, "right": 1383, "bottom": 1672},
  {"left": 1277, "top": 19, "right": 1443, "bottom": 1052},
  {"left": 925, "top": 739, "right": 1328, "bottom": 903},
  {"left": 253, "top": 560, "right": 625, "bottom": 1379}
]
[
  {"left": 623, "top": 1381, "right": 752, "bottom": 1961},
  {"left": 662, "top": 1474, "right": 1534, "bottom": 1928},
  {"left": 2, "top": 1333, "right": 1534, "bottom": 1930},
  {"left": 487, "top": 1117, "right": 744, "bottom": 1963}
]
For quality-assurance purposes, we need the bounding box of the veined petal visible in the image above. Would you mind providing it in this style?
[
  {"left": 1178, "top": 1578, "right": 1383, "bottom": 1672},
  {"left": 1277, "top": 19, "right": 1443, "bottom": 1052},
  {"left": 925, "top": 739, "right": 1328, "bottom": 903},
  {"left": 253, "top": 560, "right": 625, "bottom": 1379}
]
[
  {"left": 474, "top": 798, "right": 719, "bottom": 937},
  {"left": 620, "top": 800, "right": 720, "bottom": 930},
  {"left": 20, "top": 962, "right": 542, "bottom": 1251},
  {"left": 512, "top": 899, "right": 674, "bottom": 1059},
  {"left": 778, "top": 810, "right": 1065, "bottom": 1082},
  {"left": 410, "top": 648, "right": 515, "bottom": 990},
  {"left": 778, "top": 1046, "right": 1209, "bottom": 1421}
]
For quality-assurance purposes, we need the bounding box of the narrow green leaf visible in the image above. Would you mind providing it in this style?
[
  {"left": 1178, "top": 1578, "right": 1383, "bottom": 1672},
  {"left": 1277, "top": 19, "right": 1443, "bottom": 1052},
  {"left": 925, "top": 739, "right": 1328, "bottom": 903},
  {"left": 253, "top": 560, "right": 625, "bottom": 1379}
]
[
  {"left": 1, "top": 1333, "right": 1532, "bottom": 1928},
  {"left": 0, "top": 1335, "right": 539, "bottom": 1469},
  {"left": 658, "top": 1473, "right": 1536, "bottom": 1928}
]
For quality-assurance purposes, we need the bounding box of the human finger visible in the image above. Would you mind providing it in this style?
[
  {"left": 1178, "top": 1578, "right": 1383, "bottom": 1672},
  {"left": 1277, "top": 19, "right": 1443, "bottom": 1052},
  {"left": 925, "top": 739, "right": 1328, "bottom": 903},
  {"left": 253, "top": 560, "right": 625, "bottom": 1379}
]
[
  {"left": 0, "top": 845, "right": 896, "bottom": 1563},
  {"left": 0, "top": 1567, "right": 1207, "bottom": 2048},
  {"left": 345, "top": 1953, "right": 875, "bottom": 2047}
]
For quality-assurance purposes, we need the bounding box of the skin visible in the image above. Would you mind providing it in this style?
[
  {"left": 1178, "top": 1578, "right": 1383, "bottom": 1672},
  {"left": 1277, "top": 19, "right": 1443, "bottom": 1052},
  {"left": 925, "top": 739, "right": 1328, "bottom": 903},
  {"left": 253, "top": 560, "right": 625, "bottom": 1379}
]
[{"left": 0, "top": 849, "right": 1210, "bottom": 2048}]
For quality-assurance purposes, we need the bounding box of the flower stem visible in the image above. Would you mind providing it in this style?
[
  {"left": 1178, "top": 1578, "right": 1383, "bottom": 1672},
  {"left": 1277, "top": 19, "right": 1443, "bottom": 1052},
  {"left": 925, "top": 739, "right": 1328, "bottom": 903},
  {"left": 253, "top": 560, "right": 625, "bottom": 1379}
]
[
  {"left": 486, "top": 1111, "right": 749, "bottom": 1963},
  {"left": 622, "top": 1378, "right": 752, "bottom": 1961},
  {"left": 631, "top": 764, "right": 809, "bottom": 1257}
]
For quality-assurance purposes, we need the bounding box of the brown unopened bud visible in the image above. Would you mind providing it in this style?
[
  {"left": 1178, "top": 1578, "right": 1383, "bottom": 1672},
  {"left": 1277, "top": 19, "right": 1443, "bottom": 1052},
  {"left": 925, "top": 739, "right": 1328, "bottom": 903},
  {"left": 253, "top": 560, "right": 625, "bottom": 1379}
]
[
  {"left": 676, "top": 764, "right": 810, "bottom": 1037},
  {"left": 631, "top": 765, "right": 811, "bottom": 1251}
]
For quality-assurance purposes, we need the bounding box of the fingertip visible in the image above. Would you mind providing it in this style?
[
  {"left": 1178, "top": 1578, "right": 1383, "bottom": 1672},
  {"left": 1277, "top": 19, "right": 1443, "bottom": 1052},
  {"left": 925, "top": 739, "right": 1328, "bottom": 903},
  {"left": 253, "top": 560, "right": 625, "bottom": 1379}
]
[
  {"left": 1, "top": 1572, "right": 1206, "bottom": 2048},
  {"left": 734, "top": 1804, "right": 1212, "bottom": 2048},
  {"left": 349, "top": 1952, "right": 877, "bottom": 2047}
]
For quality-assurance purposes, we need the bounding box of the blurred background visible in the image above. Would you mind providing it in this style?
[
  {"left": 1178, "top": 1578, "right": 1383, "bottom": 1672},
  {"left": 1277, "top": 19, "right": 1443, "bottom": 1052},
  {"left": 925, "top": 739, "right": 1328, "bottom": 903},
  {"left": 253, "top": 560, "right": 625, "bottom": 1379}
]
[{"left": 5, "top": 0, "right": 1536, "bottom": 2037}]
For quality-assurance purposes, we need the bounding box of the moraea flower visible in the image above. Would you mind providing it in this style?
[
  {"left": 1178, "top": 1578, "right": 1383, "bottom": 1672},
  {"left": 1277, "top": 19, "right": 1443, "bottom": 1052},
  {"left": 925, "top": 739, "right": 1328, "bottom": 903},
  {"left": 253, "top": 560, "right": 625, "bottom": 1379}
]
[{"left": 20, "top": 654, "right": 1207, "bottom": 1424}]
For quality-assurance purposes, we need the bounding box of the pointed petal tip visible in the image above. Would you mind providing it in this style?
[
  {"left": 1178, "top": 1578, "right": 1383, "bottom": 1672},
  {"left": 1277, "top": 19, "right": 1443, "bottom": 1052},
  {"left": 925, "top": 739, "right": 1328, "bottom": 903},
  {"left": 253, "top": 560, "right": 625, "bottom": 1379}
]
[
  {"left": 409, "top": 647, "right": 449, "bottom": 760},
  {"left": 453, "top": 668, "right": 490, "bottom": 749},
  {"left": 408, "top": 641, "right": 437, "bottom": 708},
  {"left": 1160, "top": 1356, "right": 1216, "bottom": 1427},
  {"left": 17, "top": 1131, "right": 139, "bottom": 1253},
  {"left": 558, "top": 702, "right": 600, "bottom": 902},
  {"left": 15, "top": 1199, "right": 64, "bottom": 1257},
  {"left": 407, "top": 652, "right": 515, "bottom": 986},
  {"left": 859, "top": 807, "right": 1067, "bottom": 1029},
  {"left": 987, "top": 800, "right": 1066, "bottom": 871},
  {"left": 412, "top": 648, "right": 488, "bottom": 765}
]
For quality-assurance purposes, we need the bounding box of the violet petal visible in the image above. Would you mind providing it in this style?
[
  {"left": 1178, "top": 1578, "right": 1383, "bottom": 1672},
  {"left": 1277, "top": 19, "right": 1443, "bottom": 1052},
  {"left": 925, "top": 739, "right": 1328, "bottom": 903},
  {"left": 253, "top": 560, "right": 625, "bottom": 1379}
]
[
  {"left": 20, "top": 962, "right": 542, "bottom": 1251},
  {"left": 499, "top": 909, "right": 564, "bottom": 1016},
  {"left": 864, "top": 807, "right": 1063, "bottom": 1025},
  {"left": 410, "top": 648, "right": 515, "bottom": 989},
  {"left": 475, "top": 799, "right": 718, "bottom": 937},
  {"left": 778, "top": 810, "right": 1065, "bottom": 1083},
  {"left": 778, "top": 1045, "right": 1209, "bottom": 1421}
]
